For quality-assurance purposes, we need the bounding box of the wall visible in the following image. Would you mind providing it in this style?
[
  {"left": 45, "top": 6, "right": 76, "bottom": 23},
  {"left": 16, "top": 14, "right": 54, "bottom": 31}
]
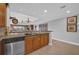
[
  {"left": 48, "top": 16, "right": 79, "bottom": 44},
  {"left": 6, "top": 6, "right": 37, "bottom": 27},
  {"left": 6, "top": 7, "right": 38, "bottom": 33},
  {"left": 7, "top": 11, "right": 37, "bottom": 27}
]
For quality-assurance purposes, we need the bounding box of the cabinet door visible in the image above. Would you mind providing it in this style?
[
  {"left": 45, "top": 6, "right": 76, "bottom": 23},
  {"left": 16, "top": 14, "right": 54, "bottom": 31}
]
[
  {"left": 0, "top": 3, "right": 6, "bottom": 27},
  {"left": 44, "top": 33, "right": 49, "bottom": 45},
  {"left": 0, "top": 40, "right": 4, "bottom": 55},
  {"left": 33, "top": 35, "right": 40, "bottom": 50},
  {"left": 40, "top": 34, "right": 45, "bottom": 47},
  {"left": 40, "top": 33, "right": 49, "bottom": 47},
  {"left": 24, "top": 36, "right": 33, "bottom": 54}
]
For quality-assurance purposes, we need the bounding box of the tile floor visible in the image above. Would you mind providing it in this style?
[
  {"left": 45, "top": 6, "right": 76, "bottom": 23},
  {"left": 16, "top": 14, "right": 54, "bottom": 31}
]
[{"left": 29, "top": 40, "right": 79, "bottom": 55}]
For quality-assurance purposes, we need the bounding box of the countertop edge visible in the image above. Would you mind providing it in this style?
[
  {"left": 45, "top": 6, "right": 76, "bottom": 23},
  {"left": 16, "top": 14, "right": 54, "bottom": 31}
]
[{"left": 0, "top": 31, "right": 52, "bottom": 41}]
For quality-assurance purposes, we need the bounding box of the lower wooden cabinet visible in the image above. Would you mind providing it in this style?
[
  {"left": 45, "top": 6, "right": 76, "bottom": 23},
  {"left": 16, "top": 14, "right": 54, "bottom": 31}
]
[
  {"left": 0, "top": 40, "right": 5, "bottom": 55},
  {"left": 40, "top": 34, "right": 45, "bottom": 47},
  {"left": 40, "top": 33, "right": 49, "bottom": 47},
  {"left": 24, "top": 33, "right": 49, "bottom": 54},
  {"left": 44, "top": 33, "right": 49, "bottom": 45},
  {"left": 33, "top": 35, "right": 40, "bottom": 50},
  {"left": 24, "top": 36, "right": 33, "bottom": 54}
]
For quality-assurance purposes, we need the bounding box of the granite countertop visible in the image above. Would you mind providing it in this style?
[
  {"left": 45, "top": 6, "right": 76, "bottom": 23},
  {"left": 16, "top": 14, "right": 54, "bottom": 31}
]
[
  {"left": 25, "top": 31, "right": 52, "bottom": 34},
  {"left": 0, "top": 31, "right": 52, "bottom": 41},
  {"left": 0, "top": 33, "right": 25, "bottom": 41}
]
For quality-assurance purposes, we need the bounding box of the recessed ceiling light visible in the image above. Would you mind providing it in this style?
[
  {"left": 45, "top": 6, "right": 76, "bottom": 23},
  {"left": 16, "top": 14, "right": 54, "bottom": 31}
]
[
  {"left": 44, "top": 10, "right": 47, "bottom": 13},
  {"left": 66, "top": 10, "right": 70, "bottom": 14}
]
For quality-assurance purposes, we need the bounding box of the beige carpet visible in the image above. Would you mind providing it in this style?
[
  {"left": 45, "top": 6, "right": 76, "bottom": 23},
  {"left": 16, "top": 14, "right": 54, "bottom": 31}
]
[{"left": 29, "top": 40, "right": 79, "bottom": 55}]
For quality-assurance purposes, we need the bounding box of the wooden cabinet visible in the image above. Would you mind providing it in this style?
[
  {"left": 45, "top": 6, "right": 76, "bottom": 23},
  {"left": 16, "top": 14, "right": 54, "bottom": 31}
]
[
  {"left": 24, "top": 33, "right": 49, "bottom": 54},
  {"left": 0, "top": 3, "right": 6, "bottom": 27},
  {"left": 0, "top": 40, "right": 5, "bottom": 55},
  {"left": 40, "top": 34, "right": 45, "bottom": 47},
  {"left": 24, "top": 35, "right": 33, "bottom": 54},
  {"left": 44, "top": 33, "right": 49, "bottom": 45},
  {"left": 33, "top": 35, "right": 40, "bottom": 50},
  {"left": 40, "top": 33, "right": 49, "bottom": 47}
]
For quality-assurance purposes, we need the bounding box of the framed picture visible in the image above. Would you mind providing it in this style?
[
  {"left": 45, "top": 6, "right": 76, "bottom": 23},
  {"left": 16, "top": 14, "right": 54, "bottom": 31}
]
[
  {"left": 67, "top": 16, "right": 77, "bottom": 24},
  {"left": 67, "top": 24, "right": 77, "bottom": 32},
  {"left": 67, "top": 16, "right": 77, "bottom": 32}
]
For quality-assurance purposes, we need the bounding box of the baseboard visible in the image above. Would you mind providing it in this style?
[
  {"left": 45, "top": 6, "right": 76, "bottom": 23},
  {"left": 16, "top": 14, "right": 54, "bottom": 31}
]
[{"left": 52, "top": 38, "right": 79, "bottom": 46}]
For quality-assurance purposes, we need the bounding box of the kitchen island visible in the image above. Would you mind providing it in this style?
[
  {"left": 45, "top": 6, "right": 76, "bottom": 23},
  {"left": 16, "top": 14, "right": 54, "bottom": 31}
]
[
  {"left": 24, "top": 32, "right": 50, "bottom": 54},
  {"left": 0, "top": 31, "right": 51, "bottom": 55}
]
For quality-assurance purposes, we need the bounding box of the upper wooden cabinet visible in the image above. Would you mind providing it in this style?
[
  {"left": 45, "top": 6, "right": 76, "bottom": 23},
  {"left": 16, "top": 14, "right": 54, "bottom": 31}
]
[{"left": 0, "top": 3, "right": 6, "bottom": 27}]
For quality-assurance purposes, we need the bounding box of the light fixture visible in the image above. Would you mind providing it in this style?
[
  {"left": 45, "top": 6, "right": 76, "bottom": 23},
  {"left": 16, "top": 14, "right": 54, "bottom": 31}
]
[
  {"left": 66, "top": 10, "right": 70, "bottom": 14},
  {"left": 44, "top": 10, "right": 47, "bottom": 13}
]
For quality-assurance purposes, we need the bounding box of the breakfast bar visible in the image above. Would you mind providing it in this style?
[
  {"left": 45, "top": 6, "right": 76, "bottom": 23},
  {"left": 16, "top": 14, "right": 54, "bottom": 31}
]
[{"left": 0, "top": 31, "right": 51, "bottom": 55}]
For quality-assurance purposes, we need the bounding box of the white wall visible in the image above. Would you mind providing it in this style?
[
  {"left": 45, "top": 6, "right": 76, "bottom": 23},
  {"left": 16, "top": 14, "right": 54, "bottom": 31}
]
[
  {"left": 6, "top": 6, "right": 37, "bottom": 27},
  {"left": 48, "top": 16, "right": 79, "bottom": 43},
  {"left": 7, "top": 11, "right": 37, "bottom": 26}
]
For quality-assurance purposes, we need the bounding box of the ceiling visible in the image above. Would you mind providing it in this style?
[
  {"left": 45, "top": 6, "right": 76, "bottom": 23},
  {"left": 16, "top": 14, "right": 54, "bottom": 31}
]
[{"left": 9, "top": 3, "right": 79, "bottom": 24}]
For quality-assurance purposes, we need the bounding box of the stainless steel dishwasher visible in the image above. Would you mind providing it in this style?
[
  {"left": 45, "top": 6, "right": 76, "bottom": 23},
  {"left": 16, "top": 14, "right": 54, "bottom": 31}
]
[{"left": 4, "top": 37, "right": 24, "bottom": 55}]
